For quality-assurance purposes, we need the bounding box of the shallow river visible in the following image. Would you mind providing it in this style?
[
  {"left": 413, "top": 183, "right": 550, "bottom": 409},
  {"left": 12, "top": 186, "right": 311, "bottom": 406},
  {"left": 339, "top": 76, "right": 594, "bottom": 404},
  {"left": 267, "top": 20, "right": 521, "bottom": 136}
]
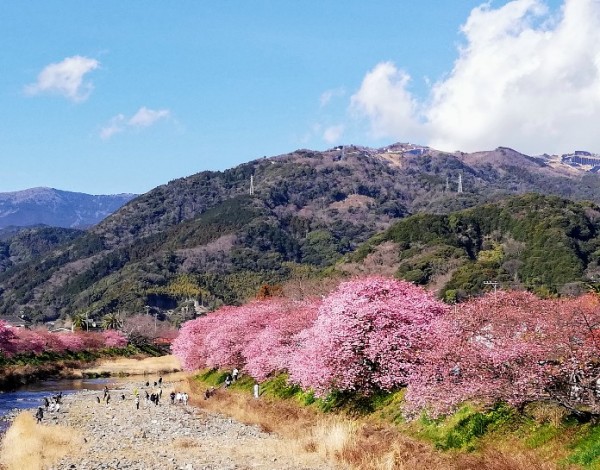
[{"left": 0, "top": 372, "right": 186, "bottom": 433}]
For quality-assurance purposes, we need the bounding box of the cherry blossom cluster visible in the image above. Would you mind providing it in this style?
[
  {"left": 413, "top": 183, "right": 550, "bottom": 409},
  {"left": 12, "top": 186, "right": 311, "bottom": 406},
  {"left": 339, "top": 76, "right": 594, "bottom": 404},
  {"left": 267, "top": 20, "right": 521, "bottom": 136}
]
[
  {"left": 406, "top": 291, "right": 600, "bottom": 417},
  {"left": 172, "top": 276, "right": 448, "bottom": 394},
  {"left": 173, "top": 277, "right": 600, "bottom": 417},
  {"left": 0, "top": 325, "right": 128, "bottom": 357},
  {"left": 172, "top": 297, "right": 320, "bottom": 380}
]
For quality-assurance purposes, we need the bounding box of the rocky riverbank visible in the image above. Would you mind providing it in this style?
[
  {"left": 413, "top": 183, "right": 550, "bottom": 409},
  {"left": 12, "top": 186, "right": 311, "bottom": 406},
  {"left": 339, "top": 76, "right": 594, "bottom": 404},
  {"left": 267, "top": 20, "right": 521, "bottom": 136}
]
[{"left": 18, "top": 375, "right": 330, "bottom": 470}]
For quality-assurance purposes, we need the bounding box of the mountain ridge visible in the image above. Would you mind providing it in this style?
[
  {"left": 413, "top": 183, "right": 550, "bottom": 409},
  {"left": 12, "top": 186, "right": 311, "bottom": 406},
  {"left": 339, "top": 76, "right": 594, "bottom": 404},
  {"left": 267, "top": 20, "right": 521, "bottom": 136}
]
[
  {"left": 3, "top": 143, "right": 600, "bottom": 321},
  {"left": 0, "top": 187, "right": 136, "bottom": 229}
]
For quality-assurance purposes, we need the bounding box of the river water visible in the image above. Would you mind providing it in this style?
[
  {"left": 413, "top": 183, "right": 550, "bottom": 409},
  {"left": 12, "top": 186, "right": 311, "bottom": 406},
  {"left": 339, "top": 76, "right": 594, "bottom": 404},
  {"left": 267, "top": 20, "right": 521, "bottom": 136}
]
[{"left": 0, "top": 377, "right": 120, "bottom": 433}]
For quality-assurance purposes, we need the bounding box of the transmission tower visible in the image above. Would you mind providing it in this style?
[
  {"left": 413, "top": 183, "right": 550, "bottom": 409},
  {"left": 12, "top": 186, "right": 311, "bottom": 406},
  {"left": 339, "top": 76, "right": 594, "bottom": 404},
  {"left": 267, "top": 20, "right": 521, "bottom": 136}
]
[
  {"left": 445, "top": 176, "right": 450, "bottom": 192},
  {"left": 249, "top": 175, "right": 255, "bottom": 196},
  {"left": 457, "top": 172, "right": 463, "bottom": 194}
]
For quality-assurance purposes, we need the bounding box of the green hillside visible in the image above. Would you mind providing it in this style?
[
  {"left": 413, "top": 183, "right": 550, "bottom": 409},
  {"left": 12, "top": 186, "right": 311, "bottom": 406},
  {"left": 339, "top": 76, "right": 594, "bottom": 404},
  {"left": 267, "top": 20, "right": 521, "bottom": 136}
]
[{"left": 345, "top": 194, "right": 600, "bottom": 300}]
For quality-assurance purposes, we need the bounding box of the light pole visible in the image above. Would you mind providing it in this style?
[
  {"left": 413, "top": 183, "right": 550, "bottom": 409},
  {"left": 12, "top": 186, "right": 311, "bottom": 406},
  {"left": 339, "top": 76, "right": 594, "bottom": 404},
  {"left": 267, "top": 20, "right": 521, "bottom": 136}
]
[{"left": 483, "top": 280, "right": 499, "bottom": 302}]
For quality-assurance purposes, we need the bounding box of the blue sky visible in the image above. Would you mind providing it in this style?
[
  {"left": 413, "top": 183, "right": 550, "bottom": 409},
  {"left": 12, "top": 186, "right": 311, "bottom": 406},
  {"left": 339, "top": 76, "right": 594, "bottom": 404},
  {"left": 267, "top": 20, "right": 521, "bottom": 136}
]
[{"left": 1, "top": 0, "right": 591, "bottom": 195}]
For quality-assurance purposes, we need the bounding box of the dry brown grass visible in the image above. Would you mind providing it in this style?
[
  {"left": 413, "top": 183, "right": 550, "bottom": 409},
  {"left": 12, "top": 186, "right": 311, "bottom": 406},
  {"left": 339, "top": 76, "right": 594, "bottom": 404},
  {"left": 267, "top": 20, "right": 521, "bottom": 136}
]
[
  {"left": 0, "top": 412, "right": 83, "bottom": 470},
  {"left": 186, "top": 379, "right": 567, "bottom": 470},
  {"left": 524, "top": 402, "right": 569, "bottom": 427},
  {"left": 172, "top": 437, "right": 198, "bottom": 449},
  {"left": 83, "top": 354, "right": 181, "bottom": 376},
  {"left": 186, "top": 378, "right": 318, "bottom": 438}
]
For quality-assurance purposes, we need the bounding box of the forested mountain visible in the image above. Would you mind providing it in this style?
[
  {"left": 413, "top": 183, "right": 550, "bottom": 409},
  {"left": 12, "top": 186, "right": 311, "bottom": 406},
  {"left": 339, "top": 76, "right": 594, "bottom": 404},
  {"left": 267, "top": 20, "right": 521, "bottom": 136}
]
[
  {"left": 2, "top": 143, "right": 600, "bottom": 322},
  {"left": 342, "top": 194, "right": 600, "bottom": 301},
  {"left": 0, "top": 226, "right": 83, "bottom": 272},
  {"left": 0, "top": 187, "right": 136, "bottom": 229}
]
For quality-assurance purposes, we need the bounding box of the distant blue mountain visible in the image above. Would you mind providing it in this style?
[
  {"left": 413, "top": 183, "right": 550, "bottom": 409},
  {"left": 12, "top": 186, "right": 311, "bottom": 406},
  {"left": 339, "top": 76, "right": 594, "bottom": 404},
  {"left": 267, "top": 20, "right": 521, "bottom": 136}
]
[{"left": 0, "top": 187, "right": 137, "bottom": 229}]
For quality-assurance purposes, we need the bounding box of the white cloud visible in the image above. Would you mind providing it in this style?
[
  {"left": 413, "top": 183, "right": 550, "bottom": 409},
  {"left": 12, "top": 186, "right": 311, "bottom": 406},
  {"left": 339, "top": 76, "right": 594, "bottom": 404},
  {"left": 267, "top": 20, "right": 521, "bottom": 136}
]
[
  {"left": 320, "top": 87, "right": 345, "bottom": 107},
  {"left": 323, "top": 124, "right": 345, "bottom": 144},
  {"left": 100, "top": 114, "right": 125, "bottom": 140},
  {"left": 350, "top": 0, "right": 600, "bottom": 155},
  {"left": 350, "top": 62, "right": 423, "bottom": 141},
  {"left": 25, "top": 56, "right": 99, "bottom": 102},
  {"left": 128, "top": 107, "right": 170, "bottom": 127},
  {"left": 100, "top": 107, "right": 171, "bottom": 140}
]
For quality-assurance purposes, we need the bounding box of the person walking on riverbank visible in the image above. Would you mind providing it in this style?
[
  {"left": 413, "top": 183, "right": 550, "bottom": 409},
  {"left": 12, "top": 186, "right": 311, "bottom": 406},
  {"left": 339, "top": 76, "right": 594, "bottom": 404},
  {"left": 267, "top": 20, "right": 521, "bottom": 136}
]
[
  {"left": 135, "top": 395, "right": 140, "bottom": 410},
  {"left": 35, "top": 407, "right": 43, "bottom": 423}
]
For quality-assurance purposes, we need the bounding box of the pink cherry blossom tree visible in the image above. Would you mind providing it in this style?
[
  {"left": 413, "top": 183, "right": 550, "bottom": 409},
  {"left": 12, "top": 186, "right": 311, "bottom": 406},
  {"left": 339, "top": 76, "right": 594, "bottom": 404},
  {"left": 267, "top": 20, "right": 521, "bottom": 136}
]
[
  {"left": 0, "top": 321, "right": 18, "bottom": 357},
  {"left": 242, "top": 298, "right": 320, "bottom": 381},
  {"left": 172, "top": 298, "right": 321, "bottom": 377},
  {"left": 288, "top": 276, "right": 448, "bottom": 395},
  {"left": 11, "top": 328, "right": 47, "bottom": 354},
  {"left": 56, "top": 332, "right": 87, "bottom": 352},
  {"left": 405, "top": 291, "right": 600, "bottom": 417},
  {"left": 172, "top": 309, "right": 228, "bottom": 371},
  {"left": 102, "top": 329, "right": 128, "bottom": 348}
]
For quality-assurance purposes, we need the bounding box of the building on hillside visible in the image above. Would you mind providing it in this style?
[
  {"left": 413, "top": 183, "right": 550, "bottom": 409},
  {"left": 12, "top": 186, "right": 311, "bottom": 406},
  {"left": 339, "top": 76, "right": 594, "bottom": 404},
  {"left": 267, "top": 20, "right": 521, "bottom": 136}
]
[{"left": 0, "top": 314, "right": 32, "bottom": 328}]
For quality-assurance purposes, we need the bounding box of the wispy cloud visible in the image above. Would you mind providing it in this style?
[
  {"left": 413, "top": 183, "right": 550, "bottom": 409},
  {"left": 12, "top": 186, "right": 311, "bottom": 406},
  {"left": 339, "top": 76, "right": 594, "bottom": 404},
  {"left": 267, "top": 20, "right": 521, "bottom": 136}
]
[
  {"left": 319, "top": 87, "right": 346, "bottom": 108},
  {"left": 100, "top": 107, "right": 171, "bottom": 140},
  {"left": 323, "top": 124, "right": 345, "bottom": 144},
  {"left": 99, "top": 114, "right": 125, "bottom": 140},
  {"left": 128, "top": 107, "right": 170, "bottom": 127},
  {"left": 25, "top": 56, "right": 99, "bottom": 102},
  {"left": 350, "top": 0, "right": 600, "bottom": 155}
]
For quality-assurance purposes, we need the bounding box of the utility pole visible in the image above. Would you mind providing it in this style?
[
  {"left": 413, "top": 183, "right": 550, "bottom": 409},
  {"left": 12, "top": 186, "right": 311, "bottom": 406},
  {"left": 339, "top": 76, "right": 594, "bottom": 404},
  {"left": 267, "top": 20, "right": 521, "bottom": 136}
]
[{"left": 483, "top": 280, "right": 499, "bottom": 299}]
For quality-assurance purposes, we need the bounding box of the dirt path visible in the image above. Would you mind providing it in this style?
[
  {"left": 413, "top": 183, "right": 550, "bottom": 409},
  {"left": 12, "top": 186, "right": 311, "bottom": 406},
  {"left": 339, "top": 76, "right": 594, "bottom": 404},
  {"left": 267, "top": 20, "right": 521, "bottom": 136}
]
[{"left": 45, "top": 377, "right": 331, "bottom": 470}]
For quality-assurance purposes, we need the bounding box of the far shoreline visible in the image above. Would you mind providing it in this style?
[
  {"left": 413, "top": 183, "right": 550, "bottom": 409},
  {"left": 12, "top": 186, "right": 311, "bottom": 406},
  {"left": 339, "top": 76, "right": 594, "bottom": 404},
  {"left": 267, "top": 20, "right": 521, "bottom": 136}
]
[{"left": 0, "top": 355, "right": 181, "bottom": 392}]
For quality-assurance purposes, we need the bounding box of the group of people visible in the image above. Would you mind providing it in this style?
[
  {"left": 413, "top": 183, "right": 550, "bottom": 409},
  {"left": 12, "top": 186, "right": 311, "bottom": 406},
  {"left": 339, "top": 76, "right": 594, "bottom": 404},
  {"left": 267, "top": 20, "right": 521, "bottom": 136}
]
[
  {"left": 146, "top": 389, "right": 162, "bottom": 406},
  {"left": 32, "top": 368, "right": 249, "bottom": 425},
  {"left": 134, "top": 377, "right": 165, "bottom": 409},
  {"left": 170, "top": 391, "right": 189, "bottom": 405},
  {"left": 35, "top": 392, "right": 64, "bottom": 423},
  {"left": 224, "top": 368, "right": 239, "bottom": 388}
]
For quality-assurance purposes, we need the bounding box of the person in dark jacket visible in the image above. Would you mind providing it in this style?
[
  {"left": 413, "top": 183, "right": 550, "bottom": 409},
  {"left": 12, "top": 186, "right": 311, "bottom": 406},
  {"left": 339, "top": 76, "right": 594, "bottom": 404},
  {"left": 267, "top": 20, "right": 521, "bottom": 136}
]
[{"left": 35, "top": 407, "right": 44, "bottom": 423}]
